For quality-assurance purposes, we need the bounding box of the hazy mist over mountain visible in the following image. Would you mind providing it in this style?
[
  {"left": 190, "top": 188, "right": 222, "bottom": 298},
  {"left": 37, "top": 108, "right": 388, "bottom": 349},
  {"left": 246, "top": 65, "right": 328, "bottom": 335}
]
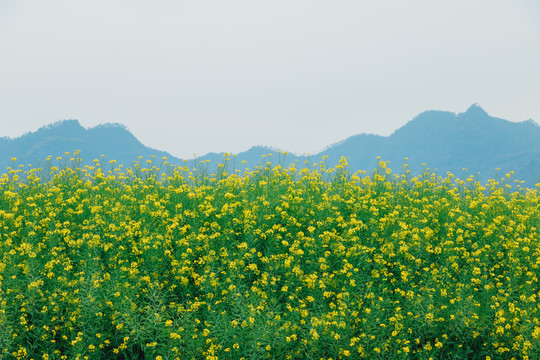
[{"left": 1, "top": 105, "right": 539, "bottom": 187}]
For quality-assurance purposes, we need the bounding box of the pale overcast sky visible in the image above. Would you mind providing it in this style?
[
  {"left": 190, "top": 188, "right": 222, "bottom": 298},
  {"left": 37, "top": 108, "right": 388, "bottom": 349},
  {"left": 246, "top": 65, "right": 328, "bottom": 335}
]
[{"left": 1, "top": 1, "right": 539, "bottom": 158}]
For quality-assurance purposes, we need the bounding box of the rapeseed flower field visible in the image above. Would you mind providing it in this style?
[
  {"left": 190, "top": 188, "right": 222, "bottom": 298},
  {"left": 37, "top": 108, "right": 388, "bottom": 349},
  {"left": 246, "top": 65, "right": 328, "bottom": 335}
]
[{"left": 0, "top": 152, "right": 539, "bottom": 359}]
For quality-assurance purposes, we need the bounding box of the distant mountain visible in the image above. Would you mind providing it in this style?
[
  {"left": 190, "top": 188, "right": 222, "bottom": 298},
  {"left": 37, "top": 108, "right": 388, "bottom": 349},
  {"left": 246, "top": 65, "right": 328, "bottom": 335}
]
[
  {"left": 1, "top": 104, "right": 539, "bottom": 187},
  {"left": 315, "top": 104, "right": 540, "bottom": 186},
  {"left": 0, "top": 120, "right": 178, "bottom": 170},
  {"left": 195, "top": 104, "right": 540, "bottom": 186}
]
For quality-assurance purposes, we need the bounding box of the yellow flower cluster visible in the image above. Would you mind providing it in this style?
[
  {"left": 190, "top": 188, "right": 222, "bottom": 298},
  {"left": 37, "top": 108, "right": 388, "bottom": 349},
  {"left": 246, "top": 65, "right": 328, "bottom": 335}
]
[{"left": 0, "top": 153, "right": 539, "bottom": 359}]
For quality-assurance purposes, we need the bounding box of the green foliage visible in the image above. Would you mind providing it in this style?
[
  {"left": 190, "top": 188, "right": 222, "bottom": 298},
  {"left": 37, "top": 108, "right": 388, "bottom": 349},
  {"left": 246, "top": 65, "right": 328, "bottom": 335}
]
[{"left": 0, "top": 154, "right": 539, "bottom": 359}]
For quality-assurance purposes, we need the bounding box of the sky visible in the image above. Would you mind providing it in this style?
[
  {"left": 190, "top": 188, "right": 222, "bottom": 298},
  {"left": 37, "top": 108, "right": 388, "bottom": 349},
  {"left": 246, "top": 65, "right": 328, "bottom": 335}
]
[{"left": 1, "top": 1, "right": 539, "bottom": 158}]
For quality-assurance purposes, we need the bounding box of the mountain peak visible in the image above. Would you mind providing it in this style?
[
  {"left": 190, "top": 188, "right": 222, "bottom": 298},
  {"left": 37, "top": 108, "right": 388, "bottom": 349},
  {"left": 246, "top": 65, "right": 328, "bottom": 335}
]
[
  {"left": 39, "top": 119, "right": 84, "bottom": 131},
  {"left": 93, "top": 122, "right": 129, "bottom": 131},
  {"left": 463, "top": 103, "right": 489, "bottom": 118}
]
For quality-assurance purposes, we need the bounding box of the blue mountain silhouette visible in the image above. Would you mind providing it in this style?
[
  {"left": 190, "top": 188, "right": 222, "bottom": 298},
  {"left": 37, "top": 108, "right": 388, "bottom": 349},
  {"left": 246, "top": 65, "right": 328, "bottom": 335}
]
[{"left": 1, "top": 105, "right": 539, "bottom": 186}]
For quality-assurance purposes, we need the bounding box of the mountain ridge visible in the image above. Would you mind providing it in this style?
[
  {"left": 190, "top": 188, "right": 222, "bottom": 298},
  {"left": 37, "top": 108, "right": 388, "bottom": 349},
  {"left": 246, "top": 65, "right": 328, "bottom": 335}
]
[
  {"left": 0, "top": 119, "right": 176, "bottom": 167},
  {"left": 1, "top": 106, "right": 539, "bottom": 187}
]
